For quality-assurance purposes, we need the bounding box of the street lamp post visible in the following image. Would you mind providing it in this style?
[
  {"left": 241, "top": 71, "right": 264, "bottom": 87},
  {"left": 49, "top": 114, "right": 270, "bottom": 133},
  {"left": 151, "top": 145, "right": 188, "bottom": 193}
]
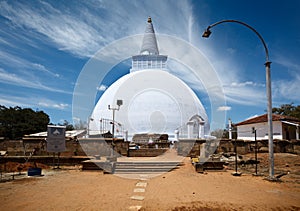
[
  {"left": 108, "top": 99, "right": 123, "bottom": 157},
  {"left": 202, "top": 20, "right": 275, "bottom": 180}
]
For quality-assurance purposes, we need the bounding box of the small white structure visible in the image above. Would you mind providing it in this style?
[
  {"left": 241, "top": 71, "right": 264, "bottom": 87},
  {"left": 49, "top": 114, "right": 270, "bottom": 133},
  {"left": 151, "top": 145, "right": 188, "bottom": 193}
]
[
  {"left": 236, "top": 114, "right": 300, "bottom": 141},
  {"left": 187, "top": 115, "right": 205, "bottom": 139}
]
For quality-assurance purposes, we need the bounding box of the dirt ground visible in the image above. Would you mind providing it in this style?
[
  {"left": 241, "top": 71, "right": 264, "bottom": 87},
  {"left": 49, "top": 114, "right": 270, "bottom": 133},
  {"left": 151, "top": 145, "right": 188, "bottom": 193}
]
[{"left": 0, "top": 153, "right": 299, "bottom": 211}]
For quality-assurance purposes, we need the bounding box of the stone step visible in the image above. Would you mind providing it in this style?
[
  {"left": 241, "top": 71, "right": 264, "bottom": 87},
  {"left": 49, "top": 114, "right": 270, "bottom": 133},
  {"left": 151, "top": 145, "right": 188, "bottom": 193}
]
[
  {"left": 116, "top": 162, "right": 182, "bottom": 166},
  {"left": 81, "top": 159, "right": 183, "bottom": 173},
  {"left": 114, "top": 162, "right": 182, "bottom": 174}
]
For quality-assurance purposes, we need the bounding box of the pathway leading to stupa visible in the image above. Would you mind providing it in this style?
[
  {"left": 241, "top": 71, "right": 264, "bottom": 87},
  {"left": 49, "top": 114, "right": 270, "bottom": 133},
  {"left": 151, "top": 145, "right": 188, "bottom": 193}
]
[{"left": 128, "top": 174, "right": 149, "bottom": 210}]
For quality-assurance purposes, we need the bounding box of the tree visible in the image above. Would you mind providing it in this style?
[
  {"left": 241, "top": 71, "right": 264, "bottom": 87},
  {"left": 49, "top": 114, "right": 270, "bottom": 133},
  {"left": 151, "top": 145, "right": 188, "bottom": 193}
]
[
  {"left": 211, "top": 125, "right": 237, "bottom": 139},
  {"left": 272, "top": 103, "right": 300, "bottom": 119},
  {"left": 0, "top": 105, "right": 50, "bottom": 139},
  {"left": 74, "top": 119, "right": 86, "bottom": 130},
  {"left": 211, "top": 129, "right": 227, "bottom": 138},
  {"left": 58, "top": 120, "right": 74, "bottom": 131}
]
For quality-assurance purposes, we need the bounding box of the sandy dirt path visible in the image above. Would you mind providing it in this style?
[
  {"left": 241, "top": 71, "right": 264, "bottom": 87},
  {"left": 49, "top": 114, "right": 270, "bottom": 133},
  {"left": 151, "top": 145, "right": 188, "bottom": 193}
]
[{"left": 0, "top": 156, "right": 299, "bottom": 211}]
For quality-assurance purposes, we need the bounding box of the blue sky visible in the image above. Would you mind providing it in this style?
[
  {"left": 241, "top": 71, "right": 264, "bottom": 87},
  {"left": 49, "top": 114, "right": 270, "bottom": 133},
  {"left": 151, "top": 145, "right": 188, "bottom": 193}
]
[{"left": 0, "top": 0, "right": 299, "bottom": 129}]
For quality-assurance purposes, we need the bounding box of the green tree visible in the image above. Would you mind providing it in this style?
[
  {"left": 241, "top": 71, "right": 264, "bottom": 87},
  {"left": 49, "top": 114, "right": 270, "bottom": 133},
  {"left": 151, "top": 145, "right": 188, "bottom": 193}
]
[
  {"left": 0, "top": 105, "right": 50, "bottom": 139},
  {"left": 211, "top": 129, "right": 227, "bottom": 138},
  {"left": 272, "top": 103, "right": 300, "bottom": 119},
  {"left": 58, "top": 120, "right": 74, "bottom": 131}
]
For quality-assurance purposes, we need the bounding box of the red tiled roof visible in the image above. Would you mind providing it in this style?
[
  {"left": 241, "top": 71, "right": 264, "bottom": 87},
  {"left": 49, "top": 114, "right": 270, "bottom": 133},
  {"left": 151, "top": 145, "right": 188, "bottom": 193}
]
[{"left": 235, "top": 114, "right": 300, "bottom": 126}]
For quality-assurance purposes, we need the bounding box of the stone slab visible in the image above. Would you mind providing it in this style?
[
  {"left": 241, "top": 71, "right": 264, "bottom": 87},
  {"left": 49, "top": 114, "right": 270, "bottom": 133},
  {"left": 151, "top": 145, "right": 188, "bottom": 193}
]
[
  {"left": 128, "top": 205, "right": 142, "bottom": 210},
  {"left": 136, "top": 182, "right": 147, "bottom": 187},
  {"left": 133, "top": 188, "right": 145, "bottom": 193},
  {"left": 130, "top": 195, "right": 145, "bottom": 201}
]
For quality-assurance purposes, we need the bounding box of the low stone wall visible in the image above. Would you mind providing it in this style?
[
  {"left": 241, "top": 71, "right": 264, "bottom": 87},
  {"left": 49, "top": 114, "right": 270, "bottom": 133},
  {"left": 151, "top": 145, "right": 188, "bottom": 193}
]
[
  {"left": 0, "top": 156, "right": 89, "bottom": 166},
  {"left": 0, "top": 138, "right": 129, "bottom": 157},
  {"left": 78, "top": 138, "right": 129, "bottom": 157},
  {"left": 128, "top": 148, "right": 168, "bottom": 157},
  {"left": 178, "top": 139, "right": 300, "bottom": 157},
  {"left": 1, "top": 138, "right": 299, "bottom": 160},
  {"left": 216, "top": 139, "right": 300, "bottom": 155}
]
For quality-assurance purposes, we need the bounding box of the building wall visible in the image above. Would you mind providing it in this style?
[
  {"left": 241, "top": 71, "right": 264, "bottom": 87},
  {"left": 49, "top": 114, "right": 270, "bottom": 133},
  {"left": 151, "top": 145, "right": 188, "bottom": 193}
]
[{"left": 237, "top": 121, "right": 283, "bottom": 141}]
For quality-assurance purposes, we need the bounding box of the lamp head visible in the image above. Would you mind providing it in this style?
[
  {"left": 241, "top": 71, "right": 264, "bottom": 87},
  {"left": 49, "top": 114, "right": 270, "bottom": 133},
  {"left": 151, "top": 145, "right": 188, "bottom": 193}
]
[
  {"left": 117, "top": 99, "right": 123, "bottom": 106},
  {"left": 202, "top": 28, "right": 212, "bottom": 38}
]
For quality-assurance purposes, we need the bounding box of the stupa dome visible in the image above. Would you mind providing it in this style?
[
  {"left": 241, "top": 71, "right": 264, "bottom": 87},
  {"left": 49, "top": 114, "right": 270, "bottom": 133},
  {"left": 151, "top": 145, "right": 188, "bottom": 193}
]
[{"left": 89, "top": 17, "right": 209, "bottom": 140}]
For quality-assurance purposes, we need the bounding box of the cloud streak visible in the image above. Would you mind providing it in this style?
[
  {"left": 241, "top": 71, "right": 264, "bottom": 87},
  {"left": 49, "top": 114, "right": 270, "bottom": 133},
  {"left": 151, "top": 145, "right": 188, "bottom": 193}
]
[
  {"left": 0, "top": 93, "right": 69, "bottom": 110},
  {"left": 0, "top": 0, "right": 265, "bottom": 108},
  {"left": 0, "top": 0, "right": 194, "bottom": 58},
  {"left": 0, "top": 68, "right": 69, "bottom": 94},
  {"left": 273, "top": 72, "right": 300, "bottom": 103}
]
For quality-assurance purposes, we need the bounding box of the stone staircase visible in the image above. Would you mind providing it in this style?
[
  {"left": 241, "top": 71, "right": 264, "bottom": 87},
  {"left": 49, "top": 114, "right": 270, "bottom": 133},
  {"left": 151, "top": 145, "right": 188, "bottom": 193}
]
[
  {"left": 114, "top": 161, "right": 182, "bottom": 174},
  {"left": 82, "top": 149, "right": 184, "bottom": 174},
  {"left": 81, "top": 160, "right": 183, "bottom": 174}
]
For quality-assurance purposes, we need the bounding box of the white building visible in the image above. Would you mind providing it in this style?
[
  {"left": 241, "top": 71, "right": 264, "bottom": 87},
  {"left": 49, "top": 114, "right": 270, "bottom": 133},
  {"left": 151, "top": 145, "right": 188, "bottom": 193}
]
[
  {"left": 89, "top": 17, "right": 209, "bottom": 140},
  {"left": 236, "top": 114, "right": 300, "bottom": 141}
]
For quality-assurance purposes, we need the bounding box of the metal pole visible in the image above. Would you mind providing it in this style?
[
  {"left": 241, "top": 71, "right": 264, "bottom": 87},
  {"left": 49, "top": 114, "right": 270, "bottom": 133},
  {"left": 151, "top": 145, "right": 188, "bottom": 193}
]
[
  {"left": 235, "top": 141, "right": 238, "bottom": 173},
  {"left": 108, "top": 102, "right": 122, "bottom": 157},
  {"left": 112, "top": 109, "right": 115, "bottom": 156},
  {"left": 57, "top": 152, "right": 60, "bottom": 169},
  {"left": 112, "top": 109, "right": 115, "bottom": 140},
  {"left": 254, "top": 129, "right": 258, "bottom": 175},
  {"left": 202, "top": 19, "right": 274, "bottom": 180},
  {"left": 266, "top": 62, "right": 274, "bottom": 178},
  {"left": 87, "top": 117, "right": 89, "bottom": 137},
  {"left": 52, "top": 152, "right": 55, "bottom": 168}
]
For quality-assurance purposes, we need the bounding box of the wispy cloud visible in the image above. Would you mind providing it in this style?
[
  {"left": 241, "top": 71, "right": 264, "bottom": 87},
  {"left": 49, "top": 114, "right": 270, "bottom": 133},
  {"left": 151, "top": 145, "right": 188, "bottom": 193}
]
[
  {"left": 167, "top": 57, "right": 267, "bottom": 107},
  {"left": 0, "top": 68, "right": 68, "bottom": 93},
  {"left": 230, "top": 81, "right": 264, "bottom": 88},
  {"left": 38, "top": 101, "right": 69, "bottom": 110},
  {"left": 96, "top": 85, "right": 108, "bottom": 91},
  {"left": 0, "top": 93, "right": 68, "bottom": 110},
  {"left": 32, "top": 63, "right": 59, "bottom": 78},
  {"left": 273, "top": 72, "right": 300, "bottom": 103},
  {"left": 218, "top": 106, "right": 231, "bottom": 111},
  {"left": 0, "top": 50, "right": 59, "bottom": 78},
  {"left": 0, "top": 0, "right": 194, "bottom": 58},
  {"left": 0, "top": 96, "right": 32, "bottom": 108},
  {"left": 274, "top": 54, "right": 300, "bottom": 72},
  {"left": 272, "top": 54, "right": 300, "bottom": 103},
  {"left": 223, "top": 83, "right": 266, "bottom": 106}
]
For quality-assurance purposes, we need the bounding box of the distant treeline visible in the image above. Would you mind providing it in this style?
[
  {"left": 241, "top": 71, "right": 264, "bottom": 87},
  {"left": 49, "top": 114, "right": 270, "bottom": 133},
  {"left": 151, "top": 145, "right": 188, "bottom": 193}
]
[
  {"left": 272, "top": 103, "right": 300, "bottom": 119},
  {"left": 0, "top": 105, "right": 50, "bottom": 140},
  {"left": 0, "top": 105, "right": 76, "bottom": 140}
]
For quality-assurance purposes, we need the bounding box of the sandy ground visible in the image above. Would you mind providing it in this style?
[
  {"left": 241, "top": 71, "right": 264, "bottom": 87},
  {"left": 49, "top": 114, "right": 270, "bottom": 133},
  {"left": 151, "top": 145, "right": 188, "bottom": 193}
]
[{"left": 0, "top": 153, "right": 299, "bottom": 211}]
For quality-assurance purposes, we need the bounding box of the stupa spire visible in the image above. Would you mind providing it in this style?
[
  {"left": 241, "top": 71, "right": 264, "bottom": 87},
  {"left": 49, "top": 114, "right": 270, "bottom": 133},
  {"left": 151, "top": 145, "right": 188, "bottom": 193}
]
[
  {"left": 140, "top": 17, "right": 159, "bottom": 55},
  {"left": 131, "top": 17, "right": 167, "bottom": 72}
]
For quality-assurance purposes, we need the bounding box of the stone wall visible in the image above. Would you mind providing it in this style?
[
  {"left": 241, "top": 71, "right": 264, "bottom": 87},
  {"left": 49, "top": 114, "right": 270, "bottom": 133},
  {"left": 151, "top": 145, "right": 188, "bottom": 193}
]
[
  {"left": 177, "top": 139, "right": 300, "bottom": 157},
  {"left": 0, "top": 138, "right": 129, "bottom": 157},
  {"left": 128, "top": 148, "right": 167, "bottom": 157},
  {"left": 1, "top": 138, "right": 299, "bottom": 158}
]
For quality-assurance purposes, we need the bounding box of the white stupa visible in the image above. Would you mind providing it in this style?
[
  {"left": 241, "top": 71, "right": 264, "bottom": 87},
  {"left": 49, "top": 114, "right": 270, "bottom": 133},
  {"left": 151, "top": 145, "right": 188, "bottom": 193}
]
[{"left": 89, "top": 17, "right": 209, "bottom": 140}]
